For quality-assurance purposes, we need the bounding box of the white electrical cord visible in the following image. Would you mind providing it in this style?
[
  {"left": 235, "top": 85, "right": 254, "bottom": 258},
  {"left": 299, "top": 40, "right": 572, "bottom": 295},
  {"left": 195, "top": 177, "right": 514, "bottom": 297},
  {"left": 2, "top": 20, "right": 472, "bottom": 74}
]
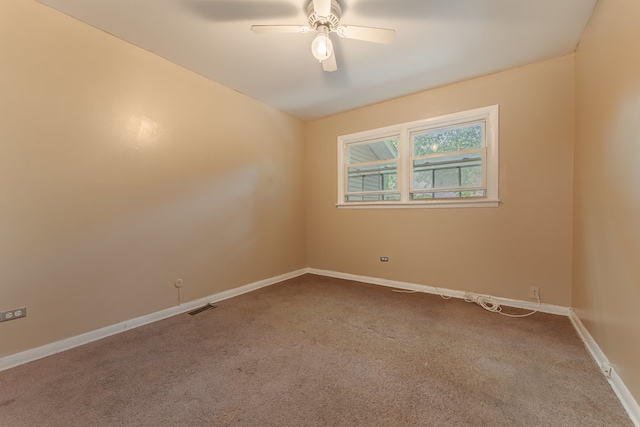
[
  {"left": 393, "top": 287, "right": 541, "bottom": 318},
  {"left": 434, "top": 287, "right": 453, "bottom": 300},
  {"left": 464, "top": 291, "right": 540, "bottom": 318},
  {"left": 391, "top": 287, "right": 452, "bottom": 300}
]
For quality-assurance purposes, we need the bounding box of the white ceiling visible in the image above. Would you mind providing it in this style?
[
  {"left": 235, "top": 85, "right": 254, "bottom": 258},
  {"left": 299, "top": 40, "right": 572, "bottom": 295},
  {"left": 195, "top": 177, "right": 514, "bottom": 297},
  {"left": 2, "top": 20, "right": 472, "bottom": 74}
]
[{"left": 37, "top": 0, "right": 597, "bottom": 121}]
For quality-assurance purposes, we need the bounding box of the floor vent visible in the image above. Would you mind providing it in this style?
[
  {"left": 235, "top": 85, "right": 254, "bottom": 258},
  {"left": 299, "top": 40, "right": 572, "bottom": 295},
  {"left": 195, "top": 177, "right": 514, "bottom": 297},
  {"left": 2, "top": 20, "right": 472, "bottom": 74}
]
[{"left": 188, "top": 303, "right": 218, "bottom": 316}]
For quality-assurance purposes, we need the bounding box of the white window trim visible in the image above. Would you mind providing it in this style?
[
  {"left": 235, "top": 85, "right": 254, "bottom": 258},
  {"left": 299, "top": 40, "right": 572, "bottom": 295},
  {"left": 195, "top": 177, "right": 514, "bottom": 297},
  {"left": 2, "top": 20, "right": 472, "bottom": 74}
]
[{"left": 337, "top": 105, "right": 500, "bottom": 209}]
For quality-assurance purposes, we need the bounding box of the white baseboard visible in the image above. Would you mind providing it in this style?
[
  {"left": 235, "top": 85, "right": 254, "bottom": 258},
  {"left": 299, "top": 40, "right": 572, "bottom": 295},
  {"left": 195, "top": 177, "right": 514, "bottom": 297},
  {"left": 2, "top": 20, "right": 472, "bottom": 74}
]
[
  {"left": 307, "top": 268, "right": 570, "bottom": 316},
  {"left": 2, "top": 267, "right": 637, "bottom": 427},
  {"left": 310, "top": 268, "right": 637, "bottom": 425},
  {"left": 569, "top": 310, "right": 640, "bottom": 427},
  {"left": 0, "top": 268, "right": 307, "bottom": 372}
]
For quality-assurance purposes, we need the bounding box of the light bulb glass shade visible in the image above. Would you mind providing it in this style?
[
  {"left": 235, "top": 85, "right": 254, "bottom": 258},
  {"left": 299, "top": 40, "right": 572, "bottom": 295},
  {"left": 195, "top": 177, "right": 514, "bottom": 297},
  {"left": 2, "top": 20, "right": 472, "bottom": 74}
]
[{"left": 311, "top": 33, "right": 333, "bottom": 61}]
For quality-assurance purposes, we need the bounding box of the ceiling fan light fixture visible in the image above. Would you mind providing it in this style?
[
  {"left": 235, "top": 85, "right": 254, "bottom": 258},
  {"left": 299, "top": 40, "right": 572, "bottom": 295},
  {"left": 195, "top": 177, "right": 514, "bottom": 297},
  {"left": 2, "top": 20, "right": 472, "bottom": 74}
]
[
  {"left": 311, "top": 31, "right": 333, "bottom": 61},
  {"left": 251, "top": 0, "right": 395, "bottom": 72}
]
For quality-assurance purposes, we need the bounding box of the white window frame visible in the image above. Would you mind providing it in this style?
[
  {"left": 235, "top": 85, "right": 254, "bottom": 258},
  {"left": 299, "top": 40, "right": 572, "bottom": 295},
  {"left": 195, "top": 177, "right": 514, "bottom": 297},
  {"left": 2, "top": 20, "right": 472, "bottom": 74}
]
[{"left": 337, "top": 105, "right": 499, "bottom": 209}]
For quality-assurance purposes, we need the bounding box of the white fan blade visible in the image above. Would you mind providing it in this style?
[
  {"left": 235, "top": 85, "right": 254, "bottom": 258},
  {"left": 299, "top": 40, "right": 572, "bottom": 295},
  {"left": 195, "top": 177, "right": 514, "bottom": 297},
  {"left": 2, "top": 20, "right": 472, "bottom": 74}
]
[
  {"left": 251, "top": 25, "right": 310, "bottom": 34},
  {"left": 313, "top": 0, "right": 331, "bottom": 17},
  {"left": 336, "top": 25, "right": 396, "bottom": 44},
  {"left": 322, "top": 50, "right": 337, "bottom": 72}
]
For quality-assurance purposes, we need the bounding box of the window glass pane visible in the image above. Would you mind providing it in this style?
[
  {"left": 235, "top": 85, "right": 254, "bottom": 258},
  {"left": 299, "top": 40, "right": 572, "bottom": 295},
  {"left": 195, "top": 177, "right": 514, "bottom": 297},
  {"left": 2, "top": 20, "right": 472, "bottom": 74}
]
[
  {"left": 460, "top": 190, "right": 486, "bottom": 198},
  {"left": 348, "top": 162, "right": 397, "bottom": 193},
  {"left": 435, "top": 168, "right": 458, "bottom": 188},
  {"left": 411, "top": 190, "right": 486, "bottom": 200},
  {"left": 413, "top": 152, "right": 482, "bottom": 190},
  {"left": 413, "top": 170, "right": 433, "bottom": 190},
  {"left": 461, "top": 165, "right": 482, "bottom": 187},
  {"left": 348, "top": 137, "right": 399, "bottom": 164},
  {"left": 413, "top": 122, "right": 483, "bottom": 156},
  {"left": 346, "top": 194, "right": 400, "bottom": 202}
]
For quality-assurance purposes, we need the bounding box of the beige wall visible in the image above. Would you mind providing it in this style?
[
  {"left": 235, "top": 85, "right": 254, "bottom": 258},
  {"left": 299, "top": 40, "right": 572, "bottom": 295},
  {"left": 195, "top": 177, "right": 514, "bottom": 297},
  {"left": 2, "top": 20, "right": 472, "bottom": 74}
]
[
  {"left": 0, "top": 0, "right": 306, "bottom": 357},
  {"left": 306, "top": 56, "right": 575, "bottom": 306},
  {"left": 574, "top": 0, "right": 640, "bottom": 402}
]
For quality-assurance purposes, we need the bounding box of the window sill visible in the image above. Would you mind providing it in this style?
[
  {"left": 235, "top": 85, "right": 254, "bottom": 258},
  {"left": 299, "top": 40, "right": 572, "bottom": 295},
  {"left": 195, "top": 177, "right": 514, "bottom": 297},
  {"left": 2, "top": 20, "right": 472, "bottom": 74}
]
[{"left": 336, "top": 199, "right": 500, "bottom": 209}]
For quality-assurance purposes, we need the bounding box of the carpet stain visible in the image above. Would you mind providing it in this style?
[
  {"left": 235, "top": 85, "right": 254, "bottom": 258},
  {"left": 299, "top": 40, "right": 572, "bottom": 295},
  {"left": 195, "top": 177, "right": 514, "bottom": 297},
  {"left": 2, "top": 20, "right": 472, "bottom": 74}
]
[
  {"left": 212, "top": 406, "right": 241, "bottom": 426},
  {"left": 0, "top": 398, "right": 15, "bottom": 407}
]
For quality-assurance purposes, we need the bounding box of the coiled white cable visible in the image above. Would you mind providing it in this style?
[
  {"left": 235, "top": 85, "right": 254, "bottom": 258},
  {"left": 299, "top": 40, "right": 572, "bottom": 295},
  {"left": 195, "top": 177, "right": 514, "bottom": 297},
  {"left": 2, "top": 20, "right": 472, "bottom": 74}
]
[{"left": 464, "top": 291, "right": 540, "bottom": 318}]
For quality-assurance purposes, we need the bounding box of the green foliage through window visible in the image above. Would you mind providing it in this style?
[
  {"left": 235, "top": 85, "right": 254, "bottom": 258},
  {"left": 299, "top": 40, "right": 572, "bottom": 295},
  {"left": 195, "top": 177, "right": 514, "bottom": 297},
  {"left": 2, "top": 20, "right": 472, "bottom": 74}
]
[{"left": 413, "top": 122, "right": 483, "bottom": 156}]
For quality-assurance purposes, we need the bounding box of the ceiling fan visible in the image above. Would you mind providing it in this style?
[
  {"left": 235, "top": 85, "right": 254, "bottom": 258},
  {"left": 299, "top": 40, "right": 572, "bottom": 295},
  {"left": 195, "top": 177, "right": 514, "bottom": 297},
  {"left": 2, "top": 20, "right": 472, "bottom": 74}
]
[{"left": 250, "top": 0, "right": 396, "bottom": 72}]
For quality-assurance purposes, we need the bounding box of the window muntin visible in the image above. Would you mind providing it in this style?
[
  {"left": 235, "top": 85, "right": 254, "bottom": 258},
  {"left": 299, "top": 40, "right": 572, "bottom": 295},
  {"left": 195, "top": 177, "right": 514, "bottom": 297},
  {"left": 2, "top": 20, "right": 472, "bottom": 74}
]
[{"left": 337, "top": 105, "right": 499, "bottom": 208}]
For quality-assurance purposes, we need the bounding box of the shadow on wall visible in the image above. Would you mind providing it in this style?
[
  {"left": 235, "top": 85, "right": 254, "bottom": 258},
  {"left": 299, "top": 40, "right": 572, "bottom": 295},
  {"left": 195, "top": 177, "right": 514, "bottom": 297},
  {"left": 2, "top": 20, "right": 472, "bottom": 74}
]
[
  {"left": 582, "top": 87, "right": 640, "bottom": 350},
  {"left": 7, "top": 166, "right": 263, "bottom": 320}
]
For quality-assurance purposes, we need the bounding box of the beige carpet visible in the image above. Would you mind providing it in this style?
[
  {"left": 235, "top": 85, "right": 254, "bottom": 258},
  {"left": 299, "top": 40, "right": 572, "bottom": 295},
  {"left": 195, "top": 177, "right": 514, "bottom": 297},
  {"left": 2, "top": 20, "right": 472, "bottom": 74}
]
[{"left": 0, "top": 274, "right": 633, "bottom": 426}]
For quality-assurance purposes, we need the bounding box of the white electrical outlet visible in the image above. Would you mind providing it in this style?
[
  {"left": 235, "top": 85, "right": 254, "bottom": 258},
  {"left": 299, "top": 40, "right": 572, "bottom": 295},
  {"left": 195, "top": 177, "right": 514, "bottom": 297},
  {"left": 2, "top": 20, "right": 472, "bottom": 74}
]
[
  {"left": 529, "top": 286, "right": 540, "bottom": 299},
  {"left": 0, "top": 307, "right": 27, "bottom": 322}
]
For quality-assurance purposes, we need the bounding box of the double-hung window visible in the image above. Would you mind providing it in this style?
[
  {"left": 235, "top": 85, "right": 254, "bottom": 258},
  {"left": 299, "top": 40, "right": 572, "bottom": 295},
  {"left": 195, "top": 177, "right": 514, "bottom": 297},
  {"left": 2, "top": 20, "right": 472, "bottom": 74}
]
[{"left": 338, "top": 105, "right": 499, "bottom": 208}]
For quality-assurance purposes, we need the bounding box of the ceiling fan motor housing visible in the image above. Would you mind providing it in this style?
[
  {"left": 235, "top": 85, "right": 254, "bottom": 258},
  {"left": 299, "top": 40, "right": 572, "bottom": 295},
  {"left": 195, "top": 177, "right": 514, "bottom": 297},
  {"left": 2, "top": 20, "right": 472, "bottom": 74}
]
[{"left": 307, "top": 0, "right": 342, "bottom": 31}]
